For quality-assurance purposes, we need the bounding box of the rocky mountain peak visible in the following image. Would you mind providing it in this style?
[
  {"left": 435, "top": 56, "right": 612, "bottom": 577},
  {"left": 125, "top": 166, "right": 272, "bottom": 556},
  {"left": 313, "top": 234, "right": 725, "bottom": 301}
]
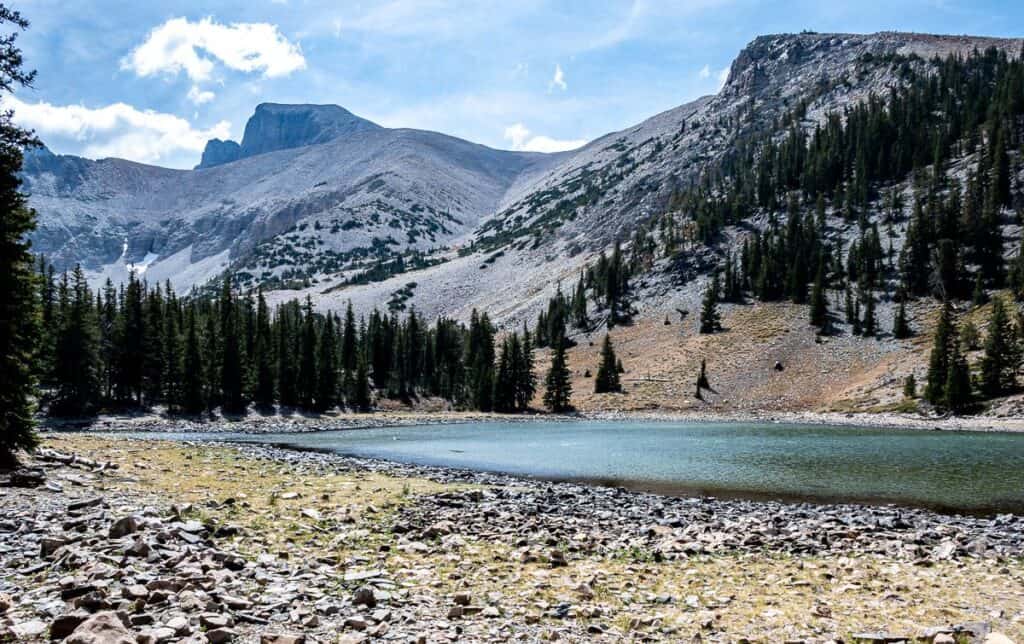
[{"left": 196, "top": 103, "right": 382, "bottom": 169}]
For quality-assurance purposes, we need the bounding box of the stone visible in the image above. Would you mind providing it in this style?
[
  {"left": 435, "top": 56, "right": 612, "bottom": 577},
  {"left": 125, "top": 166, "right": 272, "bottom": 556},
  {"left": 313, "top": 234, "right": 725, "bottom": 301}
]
[
  {"left": 67, "top": 497, "right": 104, "bottom": 512},
  {"left": 453, "top": 592, "right": 472, "bottom": 606},
  {"left": 260, "top": 634, "right": 306, "bottom": 644},
  {"left": 548, "top": 550, "right": 567, "bottom": 567},
  {"left": 207, "top": 627, "right": 237, "bottom": 643},
  {"left": 50, "top": 612, "right": 89, "bottom": 639},
  {"left": 345, "top": 617, "right": 368, "bottom": 631},
  {"left": 40, "top": 536, "right": 66, "bottom": 558},
  {"left": 124, "top": 538, "right": 151, "bottom": 558},
  {"left": 138, "top": 627, "right": 176, "bottom": 644},
  {"left": 123, "top": 584, "right": 149, "bottom": 600},
  {"left": 932, "top": 635, "right": 956, "bottom": 644},
  {"left": 200, "top": 613, "right": 233, "bottom": 630},
  {"left": 11, "top": 620, "right": 48, "bottom": 639},
  {"left": 352, "top": 586, "right": 377, "bottom": 608},
  {"left": 165, "top": 616, "right": 190, "bottom": 635},
  {"left": 983, "top": 635, "right": 1015, "bottom": 644},
  {"left": 64, "top": 612, "right": 135, "bottom": 644},
  {"left": 109, "top": 515, "right": 140, "bottom": 539}
]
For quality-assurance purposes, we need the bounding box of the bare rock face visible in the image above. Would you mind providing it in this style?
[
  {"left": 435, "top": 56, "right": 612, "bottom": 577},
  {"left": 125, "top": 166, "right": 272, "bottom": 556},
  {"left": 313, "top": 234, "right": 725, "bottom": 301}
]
[
  {"left": 238, "top": 103, "right": 381, "bottom": 159},
  {"left": 196, "top": 139, "right": 241, "bottom": 169},
  {"left": 64, "top": 612, "right": 136, "bottom": 644}
]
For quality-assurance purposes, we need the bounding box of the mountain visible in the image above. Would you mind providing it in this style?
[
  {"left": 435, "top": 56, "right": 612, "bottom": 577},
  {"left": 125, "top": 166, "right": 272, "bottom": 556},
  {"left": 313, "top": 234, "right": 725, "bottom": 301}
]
[
  {"left": 196, "top": 103, "right": 383, "bottom": 168},
  {"left": 24, "top": 30, "right": 1024, "bottom": 414},
  {"left": 23, "top": 104, "right": 558, "bottom": 292}
]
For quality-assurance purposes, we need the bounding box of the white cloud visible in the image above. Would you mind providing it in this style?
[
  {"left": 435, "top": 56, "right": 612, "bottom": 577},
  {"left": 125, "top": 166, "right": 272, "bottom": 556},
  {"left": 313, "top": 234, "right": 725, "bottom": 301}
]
[
  {"left": 503, "top": 122, "right": 585, "bottom": 153},
  {"left": 122, "top": 17, "right": 306, "bottom": 82},
  {"left": 698, "top": 64, "right": 710, "bottom": 79},
  {"left": 549, "top": 64, "right": 567, "bottom": 92},
  {"left": 186, "top": 85, "right": 216, "bottom": 105},
  {"left": 5, "top": 96, "right": 231, "bottom": 165}
]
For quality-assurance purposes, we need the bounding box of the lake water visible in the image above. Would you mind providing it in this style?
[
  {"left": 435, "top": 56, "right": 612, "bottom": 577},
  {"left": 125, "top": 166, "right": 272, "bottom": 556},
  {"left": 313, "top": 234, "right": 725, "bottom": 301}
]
[{"left": 133, "top": 420, "right": 1024, "bottom": 513}]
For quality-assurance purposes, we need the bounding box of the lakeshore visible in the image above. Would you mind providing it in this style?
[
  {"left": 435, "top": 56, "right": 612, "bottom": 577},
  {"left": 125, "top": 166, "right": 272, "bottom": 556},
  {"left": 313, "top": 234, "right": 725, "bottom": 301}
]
[{"left": 2, "top": 432, "right": 1022, "bottom": 643}]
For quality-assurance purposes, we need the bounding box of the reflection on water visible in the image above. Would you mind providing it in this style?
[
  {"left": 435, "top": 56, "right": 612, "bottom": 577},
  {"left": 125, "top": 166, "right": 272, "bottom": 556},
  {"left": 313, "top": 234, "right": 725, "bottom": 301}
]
[{"left": 129, "top": 421, "right": 1024, "bottom": 513}]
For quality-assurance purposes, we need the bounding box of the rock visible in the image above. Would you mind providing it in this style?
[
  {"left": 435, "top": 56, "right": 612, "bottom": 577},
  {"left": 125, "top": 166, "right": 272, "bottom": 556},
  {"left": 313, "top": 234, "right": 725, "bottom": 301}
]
[
  {"left": 109, "top": 515, "right": 140, "bottom": 539},
  {"left": 548, "top": 549, "right": 567, "bottom": 567},
  {"left": 851, "top": 634, "right": 910, "bottom": 643},
  {"left": 12, "top": 619, "right": 48, "bottom": 639},
  {"left": 123, "top": 584, "right": 149, "bottom": 600},
  {"left": 8, "top": 467, "right": 45, "bottom": 487},
  {"left": 200, "top": 614, "right": 233, "bottom": 630},
  {"left": 50, "top": 612, "right": 89, "bottom": 639},
  {"left": 482, "top": 606, "right": 501, "bottom": 618},
  {"left": 933, "top": 541, "right": 956, "bottom": 560},
  {"left": 352, "top": 586, "right": 377, "bottom": 608},
  {"left": 345, "top": 617, "right": 368, "bottom": 631},
  {"left": 447, "top": 606, "right": 464, "bottom": 619},
  {"left": 932, "top": 635, "right": 956, "bottom": 644},
  {"left": 207, "top": 627, "right": 237, "bottom": 643},
  {"left": 983, "top": 634, "right": 1015, "bottom": 644},
  {"left": 124, "top": 538, "right": 151, "bottom": 558},
  {"left": 453, "top": 592, "right": 472, "bottom": 606},
  {"left": 260, "top": 634, "right": 306, "bottom": 644},
  {"left": 165, "top": 616, "right": 190, "bottom": 635},
  {"left": 64, "top": 612, "right": 135, "bottom": 644},
  {"left": 67, "top": 497, "right": 104, "bottom": 512},
  {"left": 40, "top": 536, "right": 66, "bottom": 558},
  {"left": 0, "top": 593, "right": 9, "bottom": 613},
  {"left": 138, "top": 627, "right": 176, "bottom": 644}
]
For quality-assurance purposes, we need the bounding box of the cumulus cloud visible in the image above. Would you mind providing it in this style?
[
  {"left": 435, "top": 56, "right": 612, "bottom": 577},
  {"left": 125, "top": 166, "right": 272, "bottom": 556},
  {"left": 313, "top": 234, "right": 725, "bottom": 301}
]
[
  {"left": 5, "top": 96, "right": 231, "bottom": 165},
  {"left": 503, "top": 122, "right": 585, "bottom": 153},
  {"left": 549, "top": 64, "right": 567, "bottom": 92},
  {"left": 186, "top": 85, "right": 215, "bottom": 105},
  {"left": 122, "top": 17, "right": 306, "bottom": 82}
]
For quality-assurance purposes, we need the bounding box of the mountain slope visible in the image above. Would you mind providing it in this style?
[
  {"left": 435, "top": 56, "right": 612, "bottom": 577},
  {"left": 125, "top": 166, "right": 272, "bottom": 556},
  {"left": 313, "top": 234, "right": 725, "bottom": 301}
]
[{"left": 23, "top": 105, "right": 558, "bottom": 292}]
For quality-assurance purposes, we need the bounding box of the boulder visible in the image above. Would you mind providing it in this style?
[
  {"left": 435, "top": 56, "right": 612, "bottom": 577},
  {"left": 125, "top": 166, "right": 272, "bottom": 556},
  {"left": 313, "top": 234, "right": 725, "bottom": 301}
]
[
  {"left": 260, "top": 633, "right": 306, "bottom": 644},
  {"left": 109, "top": 516, "right": 140, "bottom": 539},
  {"left": 64, "top": 612, "right": 135, "bottom": 644},
  {"left": 50, "top": 612, "right": 89, "bottom": 640}
]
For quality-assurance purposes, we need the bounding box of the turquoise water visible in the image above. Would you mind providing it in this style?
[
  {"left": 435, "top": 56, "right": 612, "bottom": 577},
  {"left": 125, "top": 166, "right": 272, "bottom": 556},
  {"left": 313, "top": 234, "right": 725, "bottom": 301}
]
[{"left": 134, "top": 420, "right": 1024, "bottom": 513}]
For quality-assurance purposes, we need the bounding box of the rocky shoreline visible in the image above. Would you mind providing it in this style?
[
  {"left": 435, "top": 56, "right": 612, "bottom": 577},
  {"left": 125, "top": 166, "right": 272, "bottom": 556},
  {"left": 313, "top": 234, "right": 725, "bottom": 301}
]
[
  {"left": 2, "top": 435, "right": 1022, "bottom": 643},
  {"left": 41, "top": 407, "right": 1024, "bottom": 436}
]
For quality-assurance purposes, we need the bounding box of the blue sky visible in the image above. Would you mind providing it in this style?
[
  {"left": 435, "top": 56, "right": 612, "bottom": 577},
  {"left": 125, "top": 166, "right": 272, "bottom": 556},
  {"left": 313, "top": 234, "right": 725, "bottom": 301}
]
[{"left": 9, "top": 0, "right": 1024, "bottom": 168}]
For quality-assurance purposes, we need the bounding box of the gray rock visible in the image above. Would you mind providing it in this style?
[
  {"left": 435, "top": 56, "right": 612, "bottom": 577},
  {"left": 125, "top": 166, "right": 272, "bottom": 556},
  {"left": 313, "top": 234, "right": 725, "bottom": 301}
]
[
  {"left": 64, "top": 612, "right": 135, "bottom": 644},
  {"left": 352, "top": 586, "right": 376, "bottom": 608},
  {"left": 109, "top": 515, "right": 140, "bottom": 539},
  {"left": 50, "top": 612, "right": 89, "bottom": 639}
]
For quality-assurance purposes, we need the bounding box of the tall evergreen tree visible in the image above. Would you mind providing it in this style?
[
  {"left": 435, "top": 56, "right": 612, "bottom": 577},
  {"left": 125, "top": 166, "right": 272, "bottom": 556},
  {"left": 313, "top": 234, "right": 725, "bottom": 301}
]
[
  {"left": 594, "top": 334, "right": 622, "bottom": 393},
  {"left": 809, "top": 258, "right": 828, "bottom": 328},
  {"left": 181, "top": 308, "right": 205, "bottom": 414},
  {"left": 0, "top": 4, "right": 39, "bottom": 463},
  {"left": 925, "top": 301, "right": 956, "bottom": 405},
  {"left": 219, "top": 278, "right": 246, "bottom": 414},
  {"left": 698, "top": 273, "right": 723, "bottom": 334},
  {"left": 314, "top": 313, "right": 338, "bottom": 412},
  {"left": 980, "top": 297, "right": 1017, "bottom": 397},
  {"left": 543, "top": 339, "right": 572, "bottom": 413},
  {"left": 253, "top": 289, "right": 275, "bottom": 409},
  {"left": 297, "top": 297, "right": 318, "bottom": 410},
  {"left": 50, "top": 267, "right": 100, "bottom": 417},
  {"left": 944, "top": 339, "right": 973, "bottom": 413}
]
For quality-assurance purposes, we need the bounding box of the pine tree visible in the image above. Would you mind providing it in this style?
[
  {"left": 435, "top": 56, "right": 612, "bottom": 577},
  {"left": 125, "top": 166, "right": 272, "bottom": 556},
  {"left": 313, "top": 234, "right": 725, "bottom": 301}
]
[
  {"left": 861, "top": 287, "right": 877, "bottom": 338},
  {"left": 181, "top": 308, "right": 205, "bottom": 415},
  {"left": 543, "top": 340, "right": 572, "bottom": 412},
  {"left": 219, "top": 278, "right": 246, "bottom": 414},
  {"left": 903, "top": 374, "right": 917, "bottom": 399},
  {"left": 314, "top": 313, "right": 338, "bottom": 412},
  {"left": 51, "top": 267, "right": 100, "bottom": 417},
  {"left": 297, "top": 297, "right": 318, "bottom": 410},
  {"left": 594, "top": 334, "right": 621, "bottom": 393},
  {"left": 698, "top": 273, "right": 723, "bottom": 334},
  {"left": 516, "top": 329, "right": 537, "bottom": 410},
  {"left": 341, "top": 301, "right": 357, "bottom": 372},
  {"left": 893, "top": 298, "right": 912, "bottom": 339},
  {"left": 161, "top": 289, "right": 184, "bottom": 412},
  {"left": 350, "top": 358, "right": 372, "bottom": 412},
  {"left": 980, "top": 297, "right": 1016, "bottom": 397},
  {"left": 253, "top": 289, "right": 275, "bottom": 409},
  {"left": 0, "top": 4, "right": 39, "bottom": 462},
  {"left": 925, "top": 301, "right": 955, "bottom": 405},
  {"left": 809, "top": 258, "right": 828, "bottom": 328},
  {"left": 944, "top": 339, "right": 973, "bottom": 413}
]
